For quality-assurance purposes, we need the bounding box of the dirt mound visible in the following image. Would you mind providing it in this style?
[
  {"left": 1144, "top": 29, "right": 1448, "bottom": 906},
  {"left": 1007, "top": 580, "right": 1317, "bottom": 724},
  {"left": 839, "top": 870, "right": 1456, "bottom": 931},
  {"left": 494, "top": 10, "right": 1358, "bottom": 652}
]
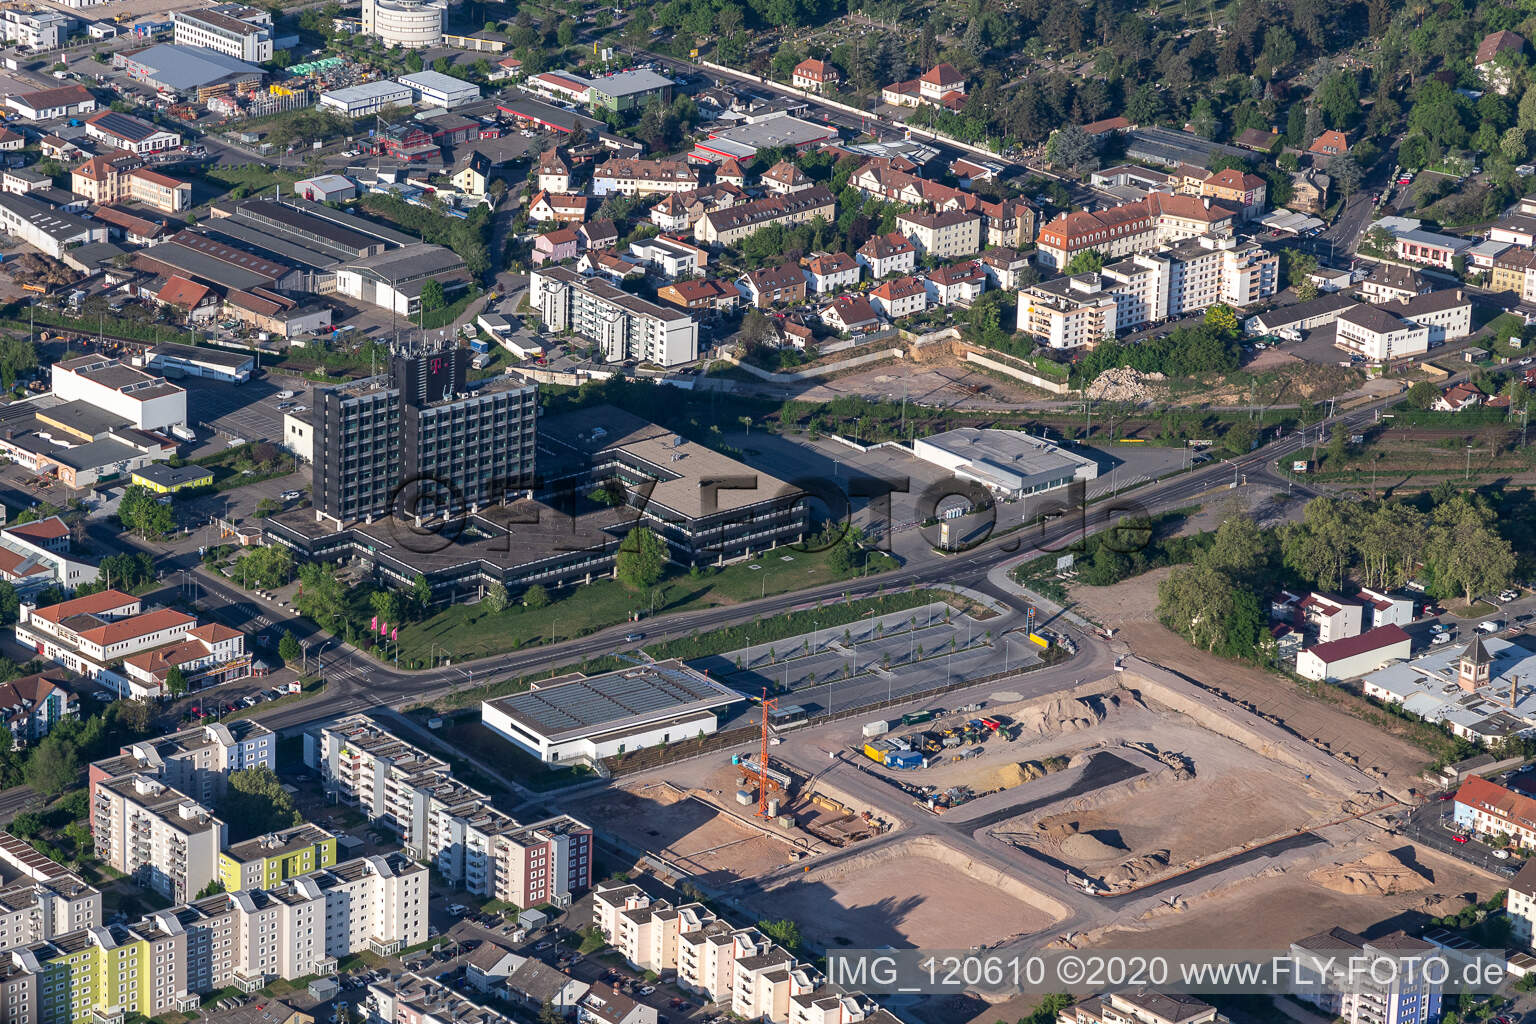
[
  {"left": 1061, "top": 831, "right": 1127, "bottom": 862},
  {"left": 1103, "top": 850, "right": 1170, "bottom": 887},
  {"left": 1308, "top": 849, "right": 1432, "bottom": 896},
  {"left": 1015, "top": 693, "right": 1132, "bottom": 737},
  {"left": 1037, "top": 819, "right": 1079, "bottom": 840},
  {"left": 1085, "top": 367, "right": 1166, "bottom": 402}
]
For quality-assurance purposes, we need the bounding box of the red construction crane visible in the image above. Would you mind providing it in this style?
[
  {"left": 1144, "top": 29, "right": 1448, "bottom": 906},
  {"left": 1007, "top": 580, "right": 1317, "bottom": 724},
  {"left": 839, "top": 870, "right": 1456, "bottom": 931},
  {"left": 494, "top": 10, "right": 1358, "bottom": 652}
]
[{"left": 757, "top": 687, "right": 779, "bottom": 819}]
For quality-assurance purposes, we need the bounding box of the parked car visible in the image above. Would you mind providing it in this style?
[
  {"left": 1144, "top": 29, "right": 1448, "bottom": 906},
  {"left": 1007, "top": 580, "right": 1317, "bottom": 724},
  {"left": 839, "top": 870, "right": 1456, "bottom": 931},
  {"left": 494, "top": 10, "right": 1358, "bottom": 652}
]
[
  {"left": 1453, "top": 834, "right": 1469, "bottom": 843},
  {"left": 1495, "top": 849, "right": 1511, "bottom": 859}
]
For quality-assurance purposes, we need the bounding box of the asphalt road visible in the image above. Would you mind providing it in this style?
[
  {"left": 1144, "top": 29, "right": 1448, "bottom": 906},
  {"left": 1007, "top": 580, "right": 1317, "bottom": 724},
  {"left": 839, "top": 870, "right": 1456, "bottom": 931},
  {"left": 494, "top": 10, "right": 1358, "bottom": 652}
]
[{"left": 74, "top": 387, "right": 1401, "bottom": 742}]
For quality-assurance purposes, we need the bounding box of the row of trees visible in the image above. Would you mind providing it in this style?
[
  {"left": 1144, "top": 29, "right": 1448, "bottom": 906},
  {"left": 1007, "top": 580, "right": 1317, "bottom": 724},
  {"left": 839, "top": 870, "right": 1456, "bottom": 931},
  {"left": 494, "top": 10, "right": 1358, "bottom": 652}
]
[
  {"left": 1279, "top": 494, "right": 1516, "bottom": 604},
  {"left": 1070, "top": 308, "right": 1244, "bottom": 386},
  {"left": 118, "top": 486, "right": 175, "bottom": 540}
]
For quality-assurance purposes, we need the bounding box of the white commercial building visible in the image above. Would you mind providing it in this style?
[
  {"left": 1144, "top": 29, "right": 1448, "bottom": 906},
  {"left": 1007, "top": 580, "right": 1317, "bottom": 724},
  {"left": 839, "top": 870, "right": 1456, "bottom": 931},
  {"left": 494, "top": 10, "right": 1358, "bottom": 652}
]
[
  {"left": 319, "top": 80, "right": 413, "bottom": 117},
  {"left": 0, "top": 8, "right": 73, "bottom": 50},
  {"left": 0, "top": 193, "right": 105, "bottom": 259},
  {"left": 1296, "top": 625, "right": 1413, "bottom": 682},
  {"left": 361, "top": 0, "right": 444, "bottom": 46},
  {"left": 911, "top": 428, "right": 1099, "bottom": 500},
  {"left": 482, "top": 661, "right": 743, "bottom": 764},
  {"left": 171, "top": 5, "right": 273, "bottom": 63},
  {"left": 530, "top": 265, "right": 699, "bottom": 366},
  {"left": 396, "top": 69, "right": 479, "bottom": 109},
  {"left": 1335, "top": 304, "right": 1430, "bottom": 363},
  {"left": 50, "top": 355, "right": 186, "bottom": 431}
]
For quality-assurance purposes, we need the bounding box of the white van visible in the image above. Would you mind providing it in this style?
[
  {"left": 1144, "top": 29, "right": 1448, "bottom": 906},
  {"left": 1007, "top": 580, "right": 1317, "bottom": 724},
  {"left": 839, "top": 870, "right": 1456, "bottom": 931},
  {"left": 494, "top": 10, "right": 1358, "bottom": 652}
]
[{"left": 1478, "top": 620, "right": 1504, "bottom": 634}]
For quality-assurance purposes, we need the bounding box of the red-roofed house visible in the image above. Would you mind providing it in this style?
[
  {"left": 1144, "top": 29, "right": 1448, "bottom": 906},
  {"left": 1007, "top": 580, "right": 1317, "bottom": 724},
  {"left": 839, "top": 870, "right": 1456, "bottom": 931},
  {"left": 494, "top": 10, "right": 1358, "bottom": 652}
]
[
  {"left": 1476, "top": 31, "right": 1526, "bottom": 93},
  {"left": 1297, "top": 591, "right": 1364, "bottom": 643},
  {"left": 1081, "top": 116, "right": 1132, "bottom": 136},
  {"left": 804, "top": 252, "right": 859, "bottom": 294},
  {"left": 924, "top": 262, "right": 986, "bottom": 306},
  {"left": 791, "top": 59, "right": 840, "bottom": 93},
  {"left": 155, "top": 275, "right": 217, "bottom": 321},
  {"left": 1308, "top": 130, "right": 1351, "bottom": 162},
  {"left": 1296, "top": 625, "right": 1413, "bottom": 681},
  {"left": 0, "top": 516, "right": 97, "bottom": 592},
  {"left": 1199, "top": 168, "right": 1267, "bottom": 220},
  {"left": 17, "top": 590, "right": 249, "bottom": 698},
  {"left": 656, "top": 277, "right": 739, "bottom": 313},
  {"left": 919, "top": 63, "right": 966, "bottom": 104},
  {"left": 1434, "top": 381, "right": 1485, "bottom": 412},
  {"left": 1453, "top": 774, "right": 1536, "bottom": 848},
  {"left": 857, "top": 231, "right": 917, "bottom": 279},
  {"left": 0, "top": 671, "right": 76, "bottom": 747},
  {"left": 820, "top": 293, "right": 879, "bottom": 334},
  {"left": 529, "top": 190, "right": 589, "bottom": 224},
  {"left": 532, "top": 227, "right": 581, "bottom": 266},
  {"left": 870, "top": 275, "right": 927, "bottom": 320},
  {"left": 1356, "top": 587, "right": 1415, "bottom": 630}
]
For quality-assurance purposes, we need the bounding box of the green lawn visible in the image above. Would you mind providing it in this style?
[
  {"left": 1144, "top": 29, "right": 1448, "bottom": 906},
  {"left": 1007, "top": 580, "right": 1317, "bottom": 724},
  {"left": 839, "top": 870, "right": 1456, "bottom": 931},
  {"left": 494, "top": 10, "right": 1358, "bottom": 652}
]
[{"left": 393, "top": 545, "right": 898, "bottom": 667}]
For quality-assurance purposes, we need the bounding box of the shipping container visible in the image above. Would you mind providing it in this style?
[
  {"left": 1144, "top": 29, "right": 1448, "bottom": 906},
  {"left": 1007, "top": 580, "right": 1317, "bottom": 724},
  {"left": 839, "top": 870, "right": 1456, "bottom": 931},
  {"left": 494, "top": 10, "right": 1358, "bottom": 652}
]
[
  {"left": 862, "top": 720, "right": 890, "bottom": 738},
  {"left": 901, "top": 710, "right": 934, "bottom": 726},
  {"left": 886, "top": 749, "right": 923, "bottom": 770},
  {"left": 862, "top": 742, "right": 888, "bottom": 765}
]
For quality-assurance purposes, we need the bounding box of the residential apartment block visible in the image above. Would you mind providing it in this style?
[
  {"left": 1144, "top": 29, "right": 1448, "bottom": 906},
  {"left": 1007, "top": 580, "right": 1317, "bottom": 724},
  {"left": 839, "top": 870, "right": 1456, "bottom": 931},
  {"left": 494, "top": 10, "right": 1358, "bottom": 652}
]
[
  {"left": 89, "top": 719, "right": 275, "bottom": 809},
  {"left": 856, "top": 232, "right": 917, "bottom": 279},
  {"left": 306, "top": 716, "right": 594, "bottom": 908},
  {"left": 1291, "top": 928, "right": 1442, "bottom": 1024},
  {"left": 0, "top": 832, "right": 101, "bottom": 955},
  {"left": 694, "top": 186, "right": 835, "bottom": 246},
  {"left": 0, "top": 671, "right": 77, "bottom": 749},
  {"left": 1035, "top": 194, "right": 1237, "bottom": 269},
  {"left": 91, "top": 773, "right": 225, "bottom": 903},
  {"left": 1509, "top": 859, "right": 1536, "bottom": 948},
  {"left": 897, "top": 209, "right": 981, "bottom": 258},
  {"left": 1018, "top": 235, "right": 1277, "bottom": 348},
  {"left": 592, "top": 158, "right": 698, "bottom": 197},
  {"left": 217, "top": 823, "right": 338, "bottom": 893},
  {"left": 592, "top": 886, "right": 884, "bottom": 1024},
  {"left": 1059, "top": 992, "right": 1227, "bottom": 1024},
  {"left": 530, "top": 265, "right": 698, "bottom": 366}
]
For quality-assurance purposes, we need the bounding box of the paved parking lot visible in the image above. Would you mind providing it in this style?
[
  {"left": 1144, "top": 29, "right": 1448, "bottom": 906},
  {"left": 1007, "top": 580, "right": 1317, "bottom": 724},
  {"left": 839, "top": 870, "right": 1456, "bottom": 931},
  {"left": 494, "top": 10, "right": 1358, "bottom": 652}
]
[
  {"left": 188, "top": 375, "right": 300, "bottom": 447},
  {"left": 691, "top": 601, "right": 1039, "bottom": 712}
]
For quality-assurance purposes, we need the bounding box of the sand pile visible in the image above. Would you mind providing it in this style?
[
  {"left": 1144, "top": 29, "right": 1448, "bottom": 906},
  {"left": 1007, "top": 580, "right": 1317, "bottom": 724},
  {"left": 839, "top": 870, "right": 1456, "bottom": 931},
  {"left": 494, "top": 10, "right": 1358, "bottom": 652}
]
[
  {"left": 1103, "top": 850, "right": 1170, "bottom": 887},
  {"left": 1308, "top": 850, "right": 1432, "bottom": 896},
  {"left": 991, "top": 761, "right": 1048, "bottom": 790},
  {"left": 1085, "top": 367, "right": 1167, "bottom": 402},
  {"left": 1016, "top": 693, "right": 1129, "bottom": 737},
  {"left": 1061, "top": 831, "right": 1128, "bottom": 862}
]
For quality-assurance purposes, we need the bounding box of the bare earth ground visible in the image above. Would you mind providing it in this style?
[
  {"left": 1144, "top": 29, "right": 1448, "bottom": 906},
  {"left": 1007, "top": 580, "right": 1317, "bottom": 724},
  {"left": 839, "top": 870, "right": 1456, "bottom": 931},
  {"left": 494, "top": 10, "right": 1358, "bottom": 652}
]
[
  {"left": 785, "top": 353, "right": 1054, "bottom": 407},
  {"left": 756, "top": 840, "right": 1066, "bottom": 949},
  {"left": 566, "top": 781, "right": 796, "bottom": 885},
  {"left": 966, "top": 840, "right": 1497, "bottom": 1024},
  {"left": 1067, "top": 571, "right": 1432, "bottom": 792}
]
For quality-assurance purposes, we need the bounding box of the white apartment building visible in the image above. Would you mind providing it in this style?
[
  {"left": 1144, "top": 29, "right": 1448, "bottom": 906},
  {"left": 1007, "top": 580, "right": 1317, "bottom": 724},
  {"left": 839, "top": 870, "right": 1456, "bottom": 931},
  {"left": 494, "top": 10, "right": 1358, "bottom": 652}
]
[
  {"left": 171, "top": 5, "right": 273, "bottom": 63},
  {"left": 804, "top": 253, "right": 859, "bottom": 294},
  {"left": 0, "top": 832, "right": 100, "bottom": 954},
  {"left": 0, "top": 517, "right": 98, "bottom": 593},
  {"left": 530, "top": 265, "right": 698, "bottom": 366},
  {"left": 49, "top": 356, "right": 186, "bottom": 431},
  {"left": 1018, "top": 235, "right": 1278, "bottom": 348},
  {"left": 1510, "top": 860, "right": 1536, "bottom": 948},
  {"left": 897, "top": 209, "right": 982, "bottom": 258},
  {"left": 308, "top": 716, "right": 594, "bottom": 908},
  {"left": 857, "top": 232, "right": 917, "bottom": 279},
  {"left": 0, "top": 9, "right": 72, "bottom": 50},
  {"left": 1384, "top": 289, "right": 1472, "bottom": 345},
  {"left": 1017, "top": 275, "right": 1120, "bottom": 349},
  {"left": 592, "top": 886, "right": 845, "bottom": 1024},
  {"left": 94, "top": 720, "right": 275, "bottom": 808},
  {"left": 91, "top": 773, "right": 225, "bottom": 903},
  {"left": 592, "top": 158, "right": 698, "bottom": 197}
]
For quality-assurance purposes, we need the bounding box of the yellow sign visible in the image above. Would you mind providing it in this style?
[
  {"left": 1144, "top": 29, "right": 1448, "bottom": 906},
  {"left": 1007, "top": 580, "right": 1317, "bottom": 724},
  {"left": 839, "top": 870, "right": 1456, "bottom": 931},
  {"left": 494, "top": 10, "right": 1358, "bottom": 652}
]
[
  {"left": 690, "top": 48, "right": 699, "bottom": 57},
  {"left": 1027, "top": 632, "right": 1050, "bottom": 648}
]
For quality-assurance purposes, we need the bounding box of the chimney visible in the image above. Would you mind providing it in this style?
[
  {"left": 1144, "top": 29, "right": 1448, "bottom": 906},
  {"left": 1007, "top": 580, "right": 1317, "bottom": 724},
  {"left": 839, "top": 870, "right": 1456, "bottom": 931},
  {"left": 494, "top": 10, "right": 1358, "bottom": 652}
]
[
  {"left": 1203, "top": 196, "right": 1211, "bottom": 209},
  {"left": 1513, "top": 673, "right": 1521, "bottom": 709}
]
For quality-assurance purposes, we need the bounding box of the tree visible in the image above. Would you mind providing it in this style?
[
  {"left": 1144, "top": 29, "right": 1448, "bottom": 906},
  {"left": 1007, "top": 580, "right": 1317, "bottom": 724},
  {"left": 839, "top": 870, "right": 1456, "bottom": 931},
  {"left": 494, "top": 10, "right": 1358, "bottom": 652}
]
[
  {"left": 484, "top": 581, "right": 508, "bottom": 613},
  {"left": 1316, "top": 71, "right": 1362, "bottom": 129},
  {"left": 0, "top": 581, "right": 17, "bottom": 627},
  {"left": 1046, "top": 125, "right": 1096, "bottom": 172},
  {"left": 1203, "top": 303, "right": 1239, "bottom": 336},
  {"left": 1425, "top": 498, "right": 1517, "bottom": 605},
  {"left": 1329, "top": 153, "right": 1363, "bottom": 197},
  {"left": 523, "top": 583, "right": 551, "bottom": 609},
  {"left": 24, "top": 735, "right": 78, "bottom": 799},
  {"left": 222, "top": 766, "right": 303, "bottom": 841},
  {"left": 1064, "top": 249, "right": 1104, "bottom": 275},
  {"left": 420, "top": 278, "right": 446, "bottom": 313},
  {"left": 1406, "top": 380, "right": 1440, "bottom": 409},
  {"left": 1280, "top": 497, "right": 1359, "bottom": 590},
  {"left": 616, "top": 527, "right": 667, "bottom": 590},
  {"left": 278, "top": 631, "right": 303, "bottom": 665},
  {"left": 1157, "top": 563, "right": 1240, "bottom": 652},
  {"left": 196, "top": 880, "right": 226, "bottom": 899},
  {"left": 757, "top": 918, "right": 803, "bottom": 952},
  {"left": 165, "top": 665, "right": 188, "bottom": 696},
  {"left": 411, "top": 574, "right": 432, "bottom": 615}
]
